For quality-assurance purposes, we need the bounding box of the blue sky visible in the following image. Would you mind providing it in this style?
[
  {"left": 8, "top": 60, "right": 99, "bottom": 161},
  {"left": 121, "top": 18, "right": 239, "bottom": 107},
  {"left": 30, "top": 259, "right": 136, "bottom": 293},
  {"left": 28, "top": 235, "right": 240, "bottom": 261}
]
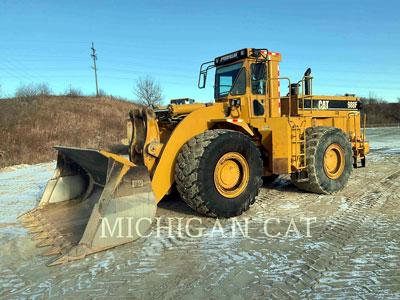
[{"left": 0, "top": 0, "right": 399, "bottom": 103}]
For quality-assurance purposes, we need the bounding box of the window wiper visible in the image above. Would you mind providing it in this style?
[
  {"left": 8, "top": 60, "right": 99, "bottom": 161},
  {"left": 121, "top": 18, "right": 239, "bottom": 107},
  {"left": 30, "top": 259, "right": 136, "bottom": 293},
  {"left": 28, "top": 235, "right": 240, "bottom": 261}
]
[{"left": 219, "top": 91, "right": 229, "bottom": 96}]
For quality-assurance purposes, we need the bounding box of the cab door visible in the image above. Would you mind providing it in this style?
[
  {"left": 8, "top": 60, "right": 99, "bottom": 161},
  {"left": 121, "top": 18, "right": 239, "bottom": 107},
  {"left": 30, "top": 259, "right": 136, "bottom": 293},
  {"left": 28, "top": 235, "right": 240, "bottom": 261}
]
[{"left": 250, "top": 62, "right": 268, "bottom": 118}]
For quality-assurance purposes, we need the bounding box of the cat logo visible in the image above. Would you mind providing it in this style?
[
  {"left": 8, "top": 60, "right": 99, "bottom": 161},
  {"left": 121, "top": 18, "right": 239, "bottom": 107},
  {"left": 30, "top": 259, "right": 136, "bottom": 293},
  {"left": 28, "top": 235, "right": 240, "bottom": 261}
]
[{"left": 318, "top": 100, "right": 329, "bottom": 110}]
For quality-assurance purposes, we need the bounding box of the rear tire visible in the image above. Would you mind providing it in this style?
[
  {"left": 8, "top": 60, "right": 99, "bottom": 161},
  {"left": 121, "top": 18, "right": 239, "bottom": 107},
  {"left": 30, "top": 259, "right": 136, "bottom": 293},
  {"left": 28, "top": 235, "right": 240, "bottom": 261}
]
[
  {"left": 291, "top": 126, "right": 352, "bottom": 194},
  {"left": 175, "top": 130, "right": 263, "bottom": 217}
]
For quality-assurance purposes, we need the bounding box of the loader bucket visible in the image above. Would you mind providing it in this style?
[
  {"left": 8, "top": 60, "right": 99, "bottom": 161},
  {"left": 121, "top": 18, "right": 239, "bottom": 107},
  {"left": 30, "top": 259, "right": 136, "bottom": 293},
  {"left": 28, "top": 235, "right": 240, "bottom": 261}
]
[{"left": 18, "top": 147, "right": 157, "bottom": 266}]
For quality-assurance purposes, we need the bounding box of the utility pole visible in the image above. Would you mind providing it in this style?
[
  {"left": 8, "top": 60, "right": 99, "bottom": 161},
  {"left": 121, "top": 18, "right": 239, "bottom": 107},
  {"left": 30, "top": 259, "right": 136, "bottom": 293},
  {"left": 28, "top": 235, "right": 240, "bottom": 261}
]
[{"left": 91, "top": 42, "right": 99, "bottom": 97}]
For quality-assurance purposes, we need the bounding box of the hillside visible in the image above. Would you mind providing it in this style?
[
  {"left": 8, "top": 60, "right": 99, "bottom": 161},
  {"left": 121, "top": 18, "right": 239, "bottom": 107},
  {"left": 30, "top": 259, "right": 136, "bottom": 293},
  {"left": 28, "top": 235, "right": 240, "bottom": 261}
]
[
  {"left": 360, "top": 97, "right": 400, "bottom": 126},
  {"left": 1, "top": 95, "right": 398, "bottom": 168},
  {"left": 0, "top": 96, "right": 134, "bottom": 168}
]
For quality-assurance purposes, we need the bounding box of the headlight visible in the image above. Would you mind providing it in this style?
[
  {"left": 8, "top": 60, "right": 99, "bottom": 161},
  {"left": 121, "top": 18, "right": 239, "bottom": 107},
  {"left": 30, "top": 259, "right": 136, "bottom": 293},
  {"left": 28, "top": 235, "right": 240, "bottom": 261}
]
[{"left": 230, "top": 98, "right": 241, "bottom": 106}]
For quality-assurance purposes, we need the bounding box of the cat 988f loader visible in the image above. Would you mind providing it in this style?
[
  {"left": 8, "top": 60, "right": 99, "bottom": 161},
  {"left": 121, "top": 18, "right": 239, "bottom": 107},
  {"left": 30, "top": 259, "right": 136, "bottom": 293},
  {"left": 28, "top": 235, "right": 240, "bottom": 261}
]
[{"left": 19, "top": 48, "right": 369, "bottom": 265}]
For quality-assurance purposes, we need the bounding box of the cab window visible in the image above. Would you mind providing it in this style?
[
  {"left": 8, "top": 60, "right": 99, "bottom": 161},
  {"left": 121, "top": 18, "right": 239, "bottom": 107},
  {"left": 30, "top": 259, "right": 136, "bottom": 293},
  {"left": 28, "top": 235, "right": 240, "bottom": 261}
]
[
  {"left": 215, "top": 62, "right": 244, "bottom": 97},
  {"left": 251, "top": 63, "right": 267, "bottom": 95},
  {"left": 230, "top": 68, "right": 246, "bottom": 95}
]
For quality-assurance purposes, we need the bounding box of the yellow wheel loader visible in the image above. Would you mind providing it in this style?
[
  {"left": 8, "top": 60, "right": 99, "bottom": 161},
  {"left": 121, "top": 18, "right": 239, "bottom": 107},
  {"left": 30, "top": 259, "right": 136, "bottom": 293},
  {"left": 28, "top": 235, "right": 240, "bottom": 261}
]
[{"left": 18, "top": 48, "right": 369, "bottom": 266}]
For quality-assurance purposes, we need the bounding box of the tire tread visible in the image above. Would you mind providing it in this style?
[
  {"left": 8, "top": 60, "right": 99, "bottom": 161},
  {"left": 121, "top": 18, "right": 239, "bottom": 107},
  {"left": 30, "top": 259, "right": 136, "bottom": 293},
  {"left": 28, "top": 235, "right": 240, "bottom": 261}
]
[{"left": 175, "top": 129, "right": 262, "bottom": 217}]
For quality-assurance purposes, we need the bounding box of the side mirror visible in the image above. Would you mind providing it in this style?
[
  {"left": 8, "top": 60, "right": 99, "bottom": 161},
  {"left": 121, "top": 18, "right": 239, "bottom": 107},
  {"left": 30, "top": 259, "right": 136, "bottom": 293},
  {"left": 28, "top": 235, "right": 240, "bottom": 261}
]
[{"left": 198, "top": 72, "right": 207, "bottom": 89}]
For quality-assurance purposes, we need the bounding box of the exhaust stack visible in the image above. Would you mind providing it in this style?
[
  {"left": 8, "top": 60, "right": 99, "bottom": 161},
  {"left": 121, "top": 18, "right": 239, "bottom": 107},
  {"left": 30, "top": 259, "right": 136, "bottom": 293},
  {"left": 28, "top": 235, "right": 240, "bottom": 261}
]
[{"left": 304, "top": 68, "right": 312, "bottom": 95}]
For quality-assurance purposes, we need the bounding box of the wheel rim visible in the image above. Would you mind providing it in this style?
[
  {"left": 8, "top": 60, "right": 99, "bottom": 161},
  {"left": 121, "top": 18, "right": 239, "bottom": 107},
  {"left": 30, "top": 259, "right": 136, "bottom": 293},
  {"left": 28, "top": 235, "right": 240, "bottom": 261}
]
[
  {"left": 323, "top": 143, "right": 345, "bottom": 179},
  {"left": 214, "top": 152, "right": 249, "bottom": 198}
]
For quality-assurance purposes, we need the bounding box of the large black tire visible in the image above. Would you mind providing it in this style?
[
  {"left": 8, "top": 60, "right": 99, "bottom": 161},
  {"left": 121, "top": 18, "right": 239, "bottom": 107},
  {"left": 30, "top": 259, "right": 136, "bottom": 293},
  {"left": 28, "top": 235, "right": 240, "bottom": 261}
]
[
  {"left": 291, "top": 126, "right": 353, "bottom": 194},
  {"left": 175, "top": 130, "right": 263, "bottom": 217}
]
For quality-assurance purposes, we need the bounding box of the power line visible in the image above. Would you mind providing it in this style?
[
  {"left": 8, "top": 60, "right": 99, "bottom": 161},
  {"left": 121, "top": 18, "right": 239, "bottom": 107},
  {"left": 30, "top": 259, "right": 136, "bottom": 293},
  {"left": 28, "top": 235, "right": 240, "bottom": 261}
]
[
  {"left": 91, "top": 42, "right": 99, "bottom": 97},
  {"left": 0, "top": 59, "right": 35, "bottom": 82},
  {"left": 0, "top": 75, "right": 92, "bottom": 78}
]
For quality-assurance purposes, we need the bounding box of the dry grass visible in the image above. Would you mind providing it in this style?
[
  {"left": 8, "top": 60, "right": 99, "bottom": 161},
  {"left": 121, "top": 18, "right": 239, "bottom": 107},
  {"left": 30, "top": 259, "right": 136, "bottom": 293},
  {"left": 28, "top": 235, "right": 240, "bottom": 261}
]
[
  {"left": 0, "top": 95, "right": 135, "bottom": 168},
  {"left": 360, "top": 98, "right": 400, "bottom": 125}
]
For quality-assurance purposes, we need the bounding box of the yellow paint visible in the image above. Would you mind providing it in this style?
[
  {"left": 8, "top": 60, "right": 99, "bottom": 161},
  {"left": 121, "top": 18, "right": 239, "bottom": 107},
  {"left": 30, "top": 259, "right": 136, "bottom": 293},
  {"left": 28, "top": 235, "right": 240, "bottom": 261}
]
[
  {"left": 123, "top": 48, "right": 369, "bottom": 201},
  {"left": 169, "top": 103, "right": 207, "bottom": 114},
  {"left": 142, "top": 117, "right": 160, "bottom": 173},
  {"left": 211, "top": 119, "right": 254, "bottom": 136},
  {"left": 324, "top": 144, "right": 345, "bottom": 179},
  {"left": 100, "top": 150, "right": 136, "bottom": 167},
  {"left": 213, "top": 152, "right": 249, "bottom": 198},
  {"left": 151, "top": 103, "right": 226, "bottom": 202}
]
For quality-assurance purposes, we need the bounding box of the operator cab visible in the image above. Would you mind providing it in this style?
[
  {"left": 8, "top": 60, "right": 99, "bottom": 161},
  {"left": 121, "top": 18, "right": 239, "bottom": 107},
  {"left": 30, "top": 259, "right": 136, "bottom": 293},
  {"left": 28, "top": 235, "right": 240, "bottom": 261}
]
[
  {"left": 213, "top": 49, "right": 268, "bottom": 100},
  {"left": 198, "top": 48, "right": 282, "bottom": 118}
]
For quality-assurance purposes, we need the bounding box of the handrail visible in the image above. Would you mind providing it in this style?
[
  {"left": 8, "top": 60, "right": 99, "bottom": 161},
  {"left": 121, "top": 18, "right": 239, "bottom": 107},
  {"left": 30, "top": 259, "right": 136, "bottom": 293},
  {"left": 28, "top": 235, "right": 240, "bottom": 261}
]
[
  {"left": 296, "top": 76, "right": 314, "bottom": 115},
  {"left": 267, "top": 77, "right": 291, "bottom": 122},
  {"left": 198, "top": 61, "right": 215, "bottom": 89}
]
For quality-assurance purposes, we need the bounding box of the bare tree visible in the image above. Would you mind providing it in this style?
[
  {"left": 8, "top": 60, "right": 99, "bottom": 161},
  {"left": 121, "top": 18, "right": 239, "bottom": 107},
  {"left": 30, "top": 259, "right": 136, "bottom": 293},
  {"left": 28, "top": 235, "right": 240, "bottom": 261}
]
[
  {"left": 133, "top": 76, "right": 163, "bottom": 106},
  {"left": 15, "top": 83, "right": 39, "bottom": 99},
  {"left": 15, "top": 82, "right": 52, "bottom": 99},
  {"left": 98, "top": 88, "right": 107, "bottom": 97},
  {"left": 36, "top": 82, "right": 52, "bottom": 96},
  {"left": 64, "top": 85, "right": 83, "bottom": 97}
]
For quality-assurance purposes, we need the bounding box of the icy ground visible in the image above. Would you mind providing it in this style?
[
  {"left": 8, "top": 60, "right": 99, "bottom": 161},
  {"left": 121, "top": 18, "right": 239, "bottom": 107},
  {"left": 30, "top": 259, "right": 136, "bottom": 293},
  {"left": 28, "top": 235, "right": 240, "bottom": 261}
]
[{"left": 0, "top": 128, "right": 399, "bottom": 299}]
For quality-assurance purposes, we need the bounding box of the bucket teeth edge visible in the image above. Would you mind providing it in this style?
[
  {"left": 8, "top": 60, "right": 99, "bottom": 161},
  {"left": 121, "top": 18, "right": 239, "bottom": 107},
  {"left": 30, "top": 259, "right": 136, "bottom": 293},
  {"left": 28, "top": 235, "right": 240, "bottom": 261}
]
[
  {"left": 32, "top": 232, "right": 49, "bottom": 241},
  {"left": 21, "top": 216, "right": 35, "bottom": 223},
  {"left": 43, "top": 247, "right": 61, "bottom": 256},
  {"left": 43, "top": 240, "right": 72, "bottom": 257},
  {"left": 28, "top": 226, "right": 44, "bottom": 233},
  {"left": 24, "top": 221, "right": 40, "bottom": 228}
]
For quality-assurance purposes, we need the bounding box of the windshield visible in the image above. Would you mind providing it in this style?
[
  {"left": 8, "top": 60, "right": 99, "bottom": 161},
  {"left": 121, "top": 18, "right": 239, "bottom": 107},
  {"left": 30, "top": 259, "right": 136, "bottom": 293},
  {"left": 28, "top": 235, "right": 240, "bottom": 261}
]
[{"left": 215, "top": 62, "right": 243, "bottom": 97}]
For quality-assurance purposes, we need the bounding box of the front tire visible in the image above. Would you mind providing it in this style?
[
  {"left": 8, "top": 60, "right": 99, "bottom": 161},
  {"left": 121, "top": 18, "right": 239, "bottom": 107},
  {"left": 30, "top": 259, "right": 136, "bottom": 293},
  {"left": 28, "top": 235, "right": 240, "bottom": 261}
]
[{"left": 175, "top": 130, "right": 263, "bottom": 217}]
